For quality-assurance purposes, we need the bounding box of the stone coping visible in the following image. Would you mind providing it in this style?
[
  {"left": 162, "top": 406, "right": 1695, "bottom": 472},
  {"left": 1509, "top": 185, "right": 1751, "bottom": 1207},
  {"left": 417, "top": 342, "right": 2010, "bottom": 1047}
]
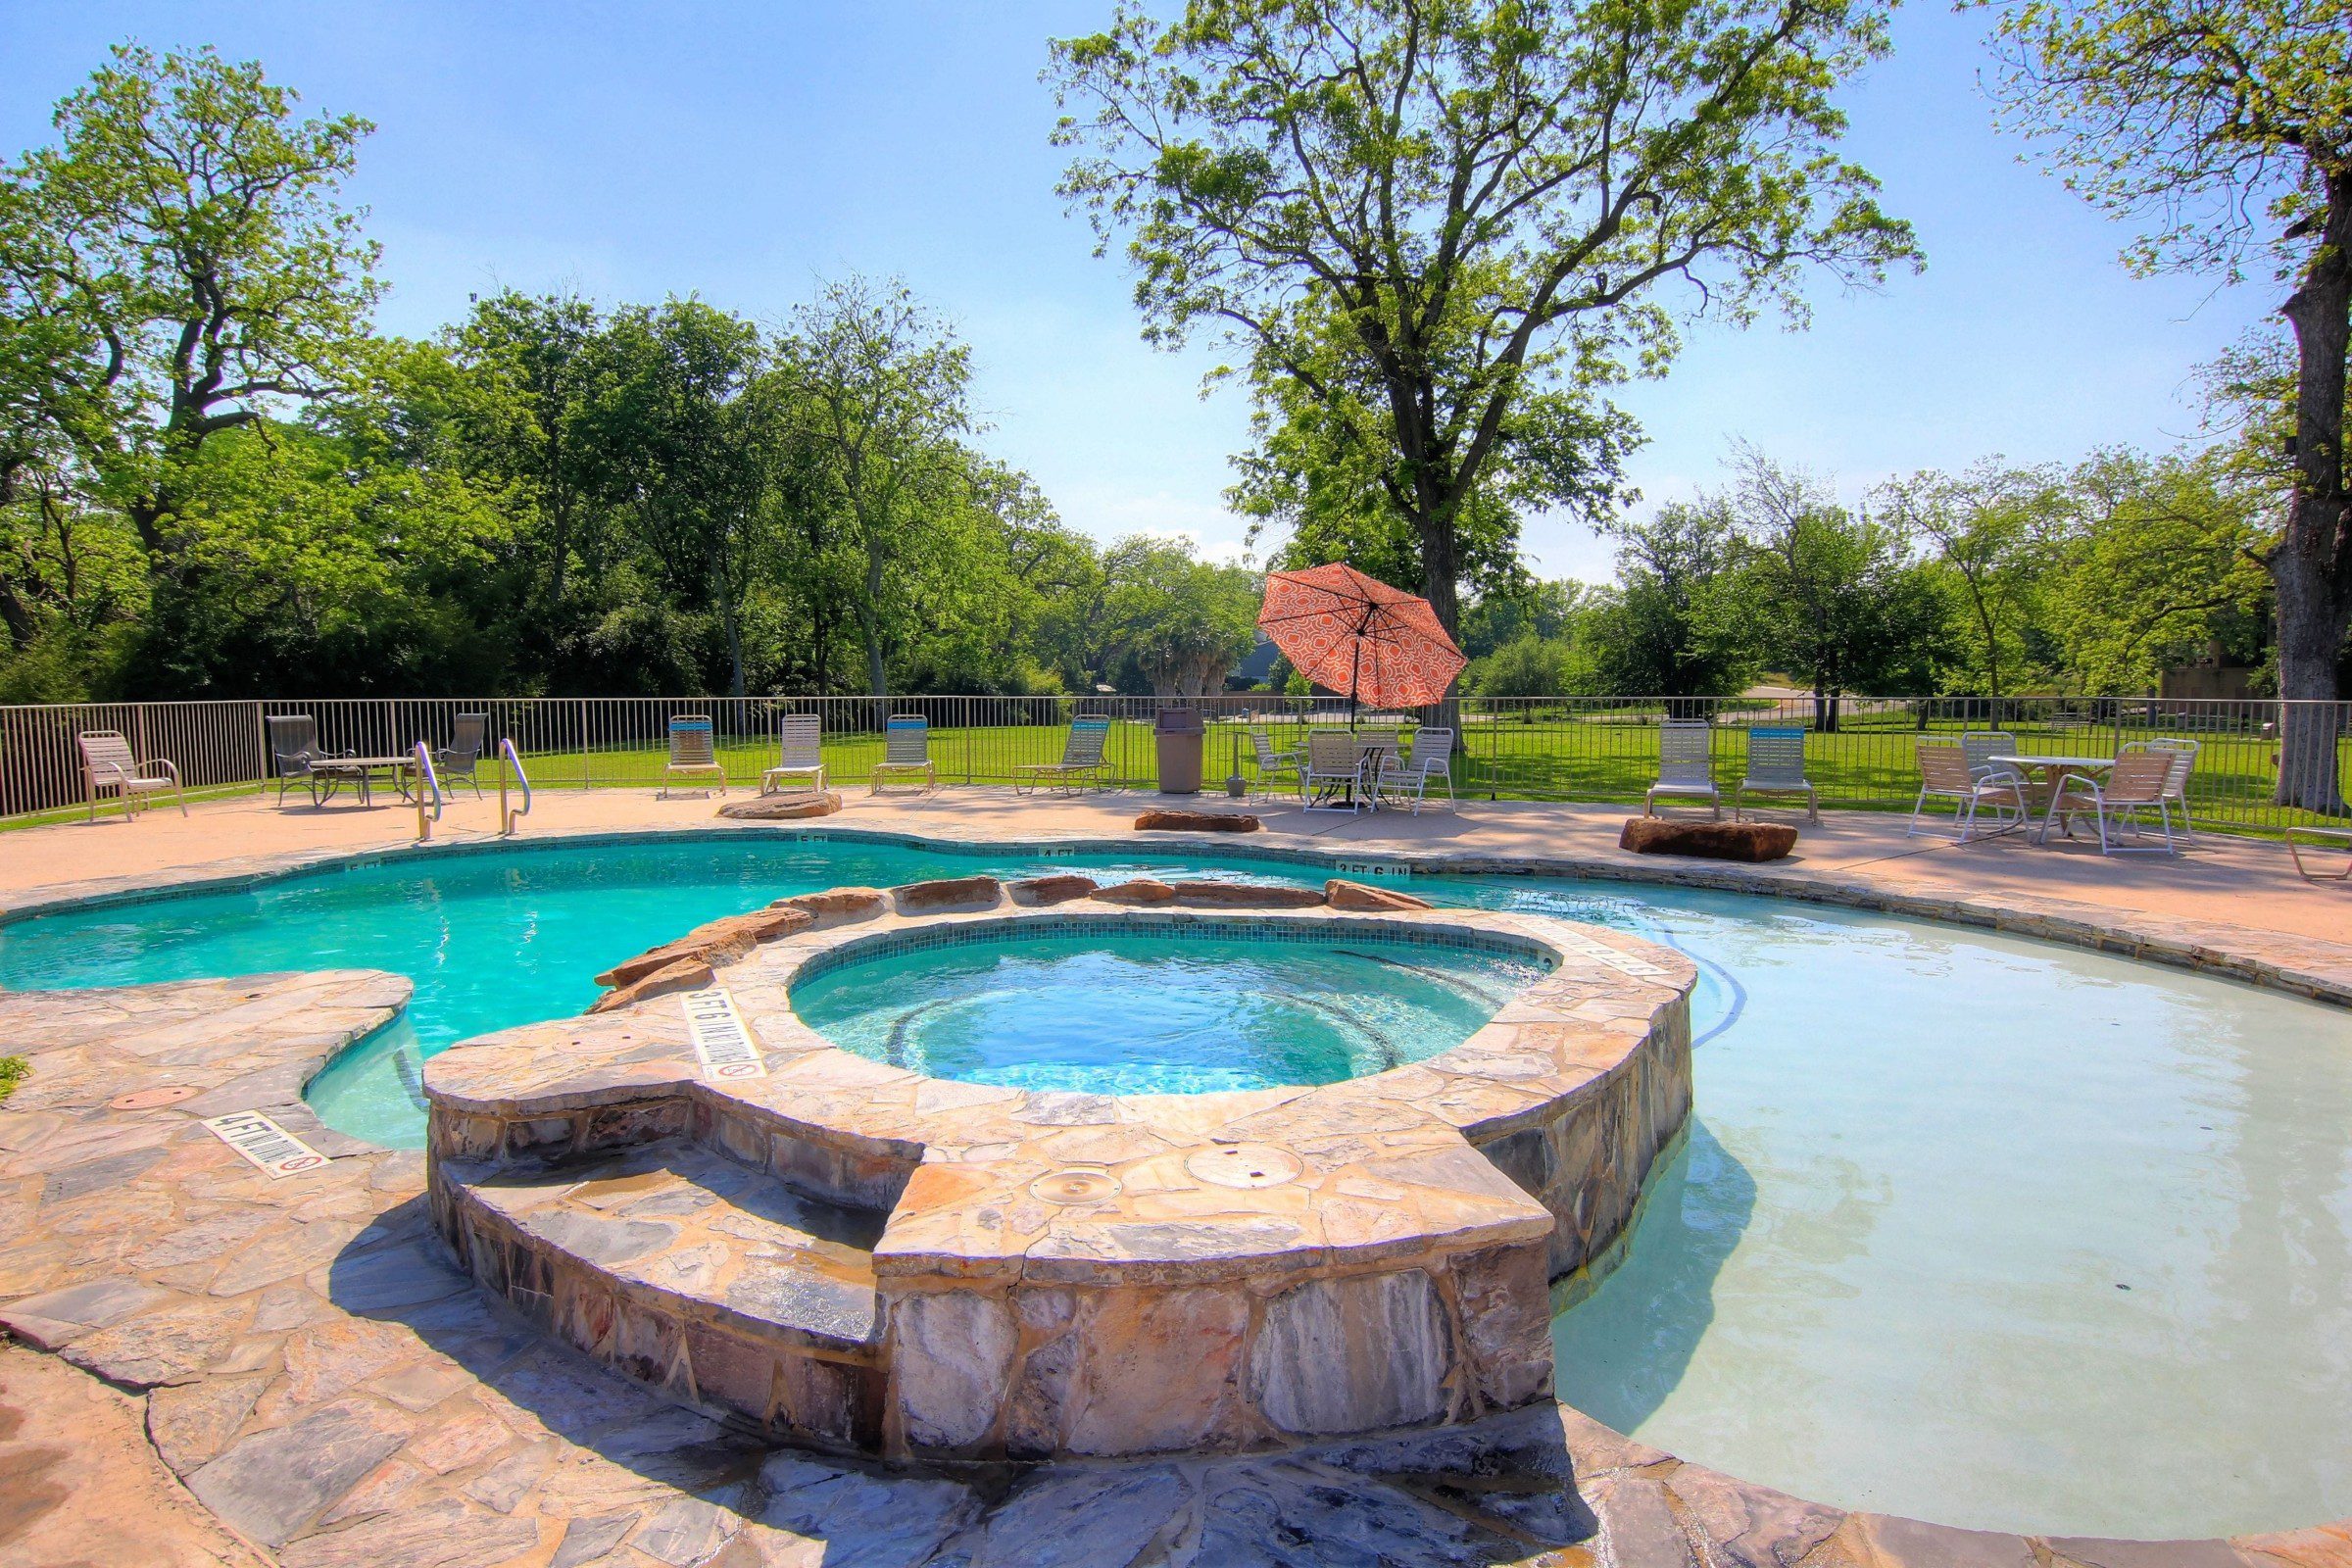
[
  {"left": 416, "top": 890, "right": 1696, "bottom": 1460},
  {"left": 7, "top": 973, "right": 2352, "bottom": 1558},
  {"left": 8, "top": 818, "right": 2350, "bottom": 1015},
  {"left": 423, "top": 897, "right": 1693, "bottom": 1289}
]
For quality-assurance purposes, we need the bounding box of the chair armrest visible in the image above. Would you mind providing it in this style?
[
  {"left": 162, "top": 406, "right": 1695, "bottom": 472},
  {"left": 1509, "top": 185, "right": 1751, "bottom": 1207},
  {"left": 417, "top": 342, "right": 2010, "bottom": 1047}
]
[{"left": 140, "top": 758, "right": 180, "bottom": 783}]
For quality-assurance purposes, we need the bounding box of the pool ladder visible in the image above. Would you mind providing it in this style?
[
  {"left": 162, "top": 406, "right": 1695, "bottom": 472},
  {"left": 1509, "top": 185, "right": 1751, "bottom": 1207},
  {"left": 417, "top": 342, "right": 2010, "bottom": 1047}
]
[
  {"left": 499, "top": 737, "right": 532, "bottom": 836},
  {"left": 411, "top": 742, "right": 444, "bottom": 843}
]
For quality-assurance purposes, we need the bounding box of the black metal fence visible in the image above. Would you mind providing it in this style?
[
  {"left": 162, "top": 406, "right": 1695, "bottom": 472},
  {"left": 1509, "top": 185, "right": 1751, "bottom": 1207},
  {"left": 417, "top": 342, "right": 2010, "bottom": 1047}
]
[{"left": 5, "top": 693, "right": 2346, "bottom": 832}]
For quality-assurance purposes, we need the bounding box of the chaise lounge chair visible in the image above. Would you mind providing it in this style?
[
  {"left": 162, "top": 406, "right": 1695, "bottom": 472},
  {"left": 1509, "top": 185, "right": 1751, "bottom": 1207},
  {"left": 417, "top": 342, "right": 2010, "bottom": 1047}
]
[
  {"left": 870, "top": 714, "right": 937, "bottom": 794},
  {"left": 1644, "top": 720, "right": 1721, "bottom": 819},
  {"left": 1014, "top": 717, "right": 1110, "bottom": 795},
  {"left": 761, "top": 713, "right": 827, "bottom": 798},
  {"left": 660, "top": 714, "right": 728, "bottom": 798},
  {"left": 1734, "top": 726, "right": 1818, "bottom": 823}
]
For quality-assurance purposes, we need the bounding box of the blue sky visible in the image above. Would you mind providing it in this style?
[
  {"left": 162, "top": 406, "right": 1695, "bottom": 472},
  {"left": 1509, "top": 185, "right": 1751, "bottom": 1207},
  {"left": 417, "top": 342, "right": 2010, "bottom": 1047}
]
[{"left": 1, "top": 1, "right": 2273, "bottom": 583}]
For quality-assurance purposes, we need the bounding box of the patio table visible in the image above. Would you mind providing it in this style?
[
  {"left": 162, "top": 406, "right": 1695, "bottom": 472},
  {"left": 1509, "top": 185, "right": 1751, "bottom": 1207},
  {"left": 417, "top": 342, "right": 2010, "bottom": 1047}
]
[
  {"left": 1988, "top": 753, "right": 2115, "bottom": 845},
  {"left": 304, "top": 754, "right": 418, "bottom": 807}
]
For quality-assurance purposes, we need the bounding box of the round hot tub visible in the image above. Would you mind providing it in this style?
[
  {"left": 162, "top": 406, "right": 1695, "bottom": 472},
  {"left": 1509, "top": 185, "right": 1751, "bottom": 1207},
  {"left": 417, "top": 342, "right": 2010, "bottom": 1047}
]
[{"left": 787, "top": 917, "right": 1552, "bottom": 1094}]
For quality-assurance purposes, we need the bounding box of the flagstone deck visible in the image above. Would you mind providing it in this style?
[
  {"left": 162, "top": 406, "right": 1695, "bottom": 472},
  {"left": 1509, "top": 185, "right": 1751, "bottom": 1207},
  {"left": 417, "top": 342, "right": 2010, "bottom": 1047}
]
[{"left": 3, "top": 792, "right": 2351, "bottom": 1564}]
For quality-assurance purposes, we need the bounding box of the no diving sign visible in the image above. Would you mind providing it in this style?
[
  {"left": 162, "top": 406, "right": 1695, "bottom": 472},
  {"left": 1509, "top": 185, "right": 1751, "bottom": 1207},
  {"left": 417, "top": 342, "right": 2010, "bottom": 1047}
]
[
  {"left": 204, "top": 1110, "right": 330, "bottom": 1178},
  {"left": 680, "top": 988, "right": 766, "bottom": 1081}
]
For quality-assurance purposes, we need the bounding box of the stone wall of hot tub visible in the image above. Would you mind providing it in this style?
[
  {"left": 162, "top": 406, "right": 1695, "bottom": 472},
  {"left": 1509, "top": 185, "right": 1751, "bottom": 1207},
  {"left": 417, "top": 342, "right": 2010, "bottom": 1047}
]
[{"left": 421, "top": 876, "right": 1695, "bottom": 1461}]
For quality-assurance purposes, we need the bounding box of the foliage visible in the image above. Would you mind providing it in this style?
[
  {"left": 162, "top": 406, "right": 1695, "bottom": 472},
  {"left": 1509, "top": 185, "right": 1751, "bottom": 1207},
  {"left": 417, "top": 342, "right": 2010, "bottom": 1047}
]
[
  {"left": 0, "top": 1054, "right": 24, "bottom": 1106},
  {"left": 0, "top": 43, "right": 379, "bottom": 564},
  {"left": 1726, "top": 452, "right": 1950, "bottom": 724},
  {"left": 1584, "top": 502, "right": 1764, "bottom": 697},
  {"left": 1050, "top": 0, "right": 1919, "bottom": 638},
  {"left": 1982, "top": 0, "right": 2349, "bottom": 807}
]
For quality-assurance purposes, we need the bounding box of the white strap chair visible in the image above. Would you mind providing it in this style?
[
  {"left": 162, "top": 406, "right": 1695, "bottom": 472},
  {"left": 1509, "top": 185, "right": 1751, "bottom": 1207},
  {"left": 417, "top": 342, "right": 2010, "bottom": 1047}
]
[
  {"left": 1376, "top": 728, "right": 1456, "bottom": 814},
  {"left": 1014, "top": 717, "right": 1110, "bottom": 795},
  {"left": 1908, "top": 744, "right": 2026, "bottom": 842},
  {"left": 1733, "top": 726, "right": 1818, "bottom": 823},
  {"left": 760, "top": 713, "right": 827, "bottom": 798},
  {"left": 870, "top": 714, "right": 937, "bottom": 794},
  {"left": 1246, "top": 728, "right": 1300, "bottom": 792},
  {"left": 1298, "top": 730, "right": 1368, "bottom": 813},
  {"left": 1645, "top": 720, "right": 1720, "bottom": 818},
  {"left": 660, "top": 715, "right": 728, "bottom": 798},
  {"left": 77, "top": 730, "right": 185, "bottom": 820},
  {"left": 2042, "top": 751, "right": 2180, "bottom": 854},
  {"left": 2123, "top": 738, "right": 2200, "bottom": 840}
]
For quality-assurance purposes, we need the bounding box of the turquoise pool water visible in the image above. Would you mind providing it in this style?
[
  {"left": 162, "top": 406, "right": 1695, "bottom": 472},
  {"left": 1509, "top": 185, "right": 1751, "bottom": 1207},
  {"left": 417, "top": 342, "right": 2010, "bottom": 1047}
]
[
  {"left": 2, "top": 833, "right": 2348, "bottom": 1538},
  {"left": 791, "top": 928, "right": 1544, "bottom": 1095}
]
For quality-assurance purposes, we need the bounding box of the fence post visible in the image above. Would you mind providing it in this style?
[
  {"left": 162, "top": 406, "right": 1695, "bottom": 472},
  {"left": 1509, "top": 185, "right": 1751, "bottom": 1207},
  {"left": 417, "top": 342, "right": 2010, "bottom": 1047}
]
[{"left": 580, "top": 699, "right": 591, "bottom": 791}]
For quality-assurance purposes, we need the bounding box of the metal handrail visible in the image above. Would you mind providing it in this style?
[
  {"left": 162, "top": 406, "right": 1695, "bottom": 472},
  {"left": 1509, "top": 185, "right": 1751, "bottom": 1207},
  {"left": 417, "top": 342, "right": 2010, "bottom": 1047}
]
[
  {"left": 498, "top": 737, "right": 531, "bottom": 836},
  {"left": 411, "top": 741, "right": 443, "bottom": 842}
]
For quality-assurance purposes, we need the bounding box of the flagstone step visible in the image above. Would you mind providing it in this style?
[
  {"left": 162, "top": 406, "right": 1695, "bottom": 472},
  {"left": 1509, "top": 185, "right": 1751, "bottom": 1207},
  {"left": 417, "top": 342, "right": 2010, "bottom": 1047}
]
[{"left": 436, "top": 1137, "right": 890, "bottom": 1448}]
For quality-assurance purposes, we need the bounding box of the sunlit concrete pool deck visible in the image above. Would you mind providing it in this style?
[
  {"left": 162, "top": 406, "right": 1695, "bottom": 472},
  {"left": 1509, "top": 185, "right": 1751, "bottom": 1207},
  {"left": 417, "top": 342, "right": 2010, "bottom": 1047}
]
[{"left": 3, "top": 788, "right": 2350, "bottom": 1567}]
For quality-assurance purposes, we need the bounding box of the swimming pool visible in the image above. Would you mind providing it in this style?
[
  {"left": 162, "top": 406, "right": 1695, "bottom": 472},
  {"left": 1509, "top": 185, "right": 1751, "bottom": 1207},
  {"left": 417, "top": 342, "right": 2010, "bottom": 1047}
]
[
  {"left": 2, "top": 832, "right": 2347, "bottom": 1538},
  {"left": 790, "top": 924, "right": 1546, "bottom": 1095}
]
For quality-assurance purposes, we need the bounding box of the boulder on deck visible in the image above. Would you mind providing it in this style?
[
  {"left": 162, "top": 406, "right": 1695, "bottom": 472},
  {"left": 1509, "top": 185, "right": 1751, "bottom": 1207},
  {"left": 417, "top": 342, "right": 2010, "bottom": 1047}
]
[{"left": 1618, "top": 818, "right": 1797, "bottom": 862}]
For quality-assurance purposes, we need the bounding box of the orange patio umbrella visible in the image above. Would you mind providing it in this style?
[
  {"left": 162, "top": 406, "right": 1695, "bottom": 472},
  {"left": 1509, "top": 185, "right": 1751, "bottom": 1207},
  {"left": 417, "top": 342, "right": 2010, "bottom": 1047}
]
[{"left": 1256, "top": 563, "right": 1467, "bottom": 718}]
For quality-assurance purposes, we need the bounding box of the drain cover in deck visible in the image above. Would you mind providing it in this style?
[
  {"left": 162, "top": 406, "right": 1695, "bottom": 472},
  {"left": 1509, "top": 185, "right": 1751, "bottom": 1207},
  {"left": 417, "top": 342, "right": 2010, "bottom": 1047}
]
[
  {"left": 111, "top": 1085, "right": 201, "bottom": 1109},
  {"left": 1030, "top": 1168, "right": 1122, "bottom": 1204},
  {"left": 1185, "top": 1144, "right": 1302, "bottom": 1190}
]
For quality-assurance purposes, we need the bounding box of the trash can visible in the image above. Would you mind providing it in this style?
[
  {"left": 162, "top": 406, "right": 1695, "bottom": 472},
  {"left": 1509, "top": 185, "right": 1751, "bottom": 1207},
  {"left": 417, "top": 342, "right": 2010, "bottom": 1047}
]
[{"left": 1153, "top": 707, "right": 1205, "bottom": 793}]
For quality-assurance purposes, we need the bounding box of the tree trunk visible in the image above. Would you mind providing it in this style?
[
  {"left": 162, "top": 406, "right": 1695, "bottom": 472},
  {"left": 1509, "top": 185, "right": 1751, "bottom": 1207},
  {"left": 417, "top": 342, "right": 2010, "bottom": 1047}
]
[{"left": 2270, "top": 171, "right": 2352, "bottom": 813}]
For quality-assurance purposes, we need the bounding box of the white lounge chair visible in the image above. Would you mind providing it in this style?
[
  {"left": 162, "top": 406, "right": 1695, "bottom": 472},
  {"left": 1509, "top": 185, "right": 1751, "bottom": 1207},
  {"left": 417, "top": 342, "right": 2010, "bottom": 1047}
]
[
  {"left": 2043, "top": 750, "right": 2180, "bottom": 854},
  {"left": 761, "top": 713, "right": 826, "bottom": 798},
  {"left": 1733, "top": 726, "right": 1818, "bottom": 823},
  {"left": 1908, "top": 744, "right": 2027, "bottom": 842},
  {"left": 77, "top": 730, "right": 184, "bottom": 820},
  {"left": 870, "top": 714, "right": 937, "bottom": 794},
  {"left": 1298, "top": 730, "right": 1368, "bottom": 813},
  {"left": 1376, "top": 727, "right": 1455, "bottom": 814},
  {"left": 1015, "top": 717, "right": 1110, "bottom": 795},
  {"left": 660, "top": 714, "right": 727, "bottom": 798},
  {"left": 1644, "top": 720, "right": 1720, "bottom": 818}
]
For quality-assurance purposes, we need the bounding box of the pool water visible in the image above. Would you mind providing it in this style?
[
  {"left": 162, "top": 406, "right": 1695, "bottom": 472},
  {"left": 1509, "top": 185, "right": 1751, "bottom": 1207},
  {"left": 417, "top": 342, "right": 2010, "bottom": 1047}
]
[
  {"left": 790, "top": 929, "right": 1544, "bottom": 1095},
  {"left": 2, "top": 833, "right": 2348, "bottom": 1538}
]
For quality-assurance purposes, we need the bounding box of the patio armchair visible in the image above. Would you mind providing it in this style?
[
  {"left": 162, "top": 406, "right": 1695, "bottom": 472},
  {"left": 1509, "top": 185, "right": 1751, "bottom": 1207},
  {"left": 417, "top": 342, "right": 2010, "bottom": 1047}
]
[
  {"left": 2043, "top": 751, "right": 2180, "bottom": 855},
  {"left": 2123, "top": 738, "right": 2200, "bottom": 840},
  {"left": 1733, "top": 726, "right": 1819, "bottom": 823},
  {"left": 870, "top": 714, "right": 937, "bottom": 794},
  {"left": 267, "top": 713, "right": 351, "bottom": 807},
  {"left": 660, "top": 714, "right": 728, "bottom": 798},
  {"left": 761, "top": 713, "right": 827, "bottom": 798},
  {"left": 1644, "top": 720, "right": 1721, "bottom": 819},
  {"left": 1246, "top": 728, "right": 1300, "bottom": 793},
  {"left": 76, "top": 730, "right": 184, "bottom": 820},
  {"left": 1959, "top": 731, "right": 2027, "bottom": 784},
  {"left": 1376, "top": 727, "right": 1455, "bottom": 815},
  {"left": 1014, "top": 716, "right": 1110, "bottom": 796},
  {"left": 1908, "top": 744, "right": 2028, "bottom": 842},
  {"left": 1298, "top": 729, "right": 1368, "bottom": 813},
  {"left": 435, "top": 712, "right": 489, "bottom": 799}
]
